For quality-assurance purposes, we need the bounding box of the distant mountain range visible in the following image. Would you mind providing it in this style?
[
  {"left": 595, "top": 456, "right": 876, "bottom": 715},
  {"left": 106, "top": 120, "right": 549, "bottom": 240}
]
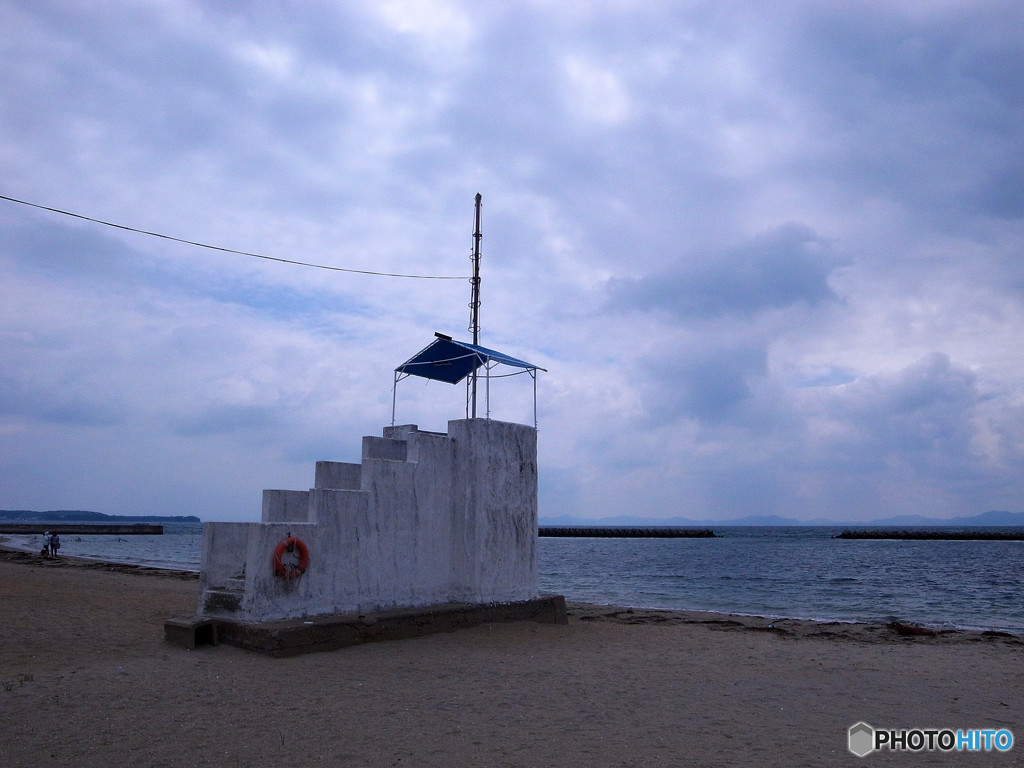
[
  {"left": 0, "top": 510, "right": 200, "bottom": 523},
  {"left": 539, "top": 510, "right": 1024, "bottom": 528}
]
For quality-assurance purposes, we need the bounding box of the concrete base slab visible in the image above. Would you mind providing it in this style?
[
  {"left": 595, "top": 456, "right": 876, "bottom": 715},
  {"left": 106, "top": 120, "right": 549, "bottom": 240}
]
[{"left": 169, "top": 594, "right": 567, "bottom": 657}]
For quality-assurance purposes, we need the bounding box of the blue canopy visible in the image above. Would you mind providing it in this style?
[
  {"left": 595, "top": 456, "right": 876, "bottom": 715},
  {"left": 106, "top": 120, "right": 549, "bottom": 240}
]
[{"left": 395, "top": 336, "right": 544, "bottom": 385}]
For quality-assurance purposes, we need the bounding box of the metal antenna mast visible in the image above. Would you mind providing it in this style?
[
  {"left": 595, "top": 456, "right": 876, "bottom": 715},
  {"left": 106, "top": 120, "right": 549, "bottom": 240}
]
[{"left": 469, "top": 193, "right": 482, "bottom": 418}]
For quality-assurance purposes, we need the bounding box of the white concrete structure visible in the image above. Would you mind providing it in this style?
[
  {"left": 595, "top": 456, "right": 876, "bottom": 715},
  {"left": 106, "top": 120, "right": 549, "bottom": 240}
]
[{"left": 197, "top": 419, "right": 539, "bottom": 623}]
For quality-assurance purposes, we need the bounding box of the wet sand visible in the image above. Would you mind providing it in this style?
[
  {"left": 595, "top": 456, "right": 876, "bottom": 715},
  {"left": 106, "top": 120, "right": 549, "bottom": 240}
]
[{"left": 1, "top": 548, "right": 1021, "bottom": 767}]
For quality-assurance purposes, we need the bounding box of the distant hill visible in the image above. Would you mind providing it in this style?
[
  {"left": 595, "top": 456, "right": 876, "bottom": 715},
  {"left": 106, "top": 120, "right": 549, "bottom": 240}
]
[
  {"left": 0, "top": 510, "right": 200, "bottom": 523},
  {"left": 863, "top": 510, "right": 1024, "bottom": 527},
  {"left": 538, "top": 510, "right": 1024, "bottom": 528}
]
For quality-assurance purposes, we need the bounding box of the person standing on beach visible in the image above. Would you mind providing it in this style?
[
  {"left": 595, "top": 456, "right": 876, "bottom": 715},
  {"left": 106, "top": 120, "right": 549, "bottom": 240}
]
[{"left": 49, "top": 531, "right": 60, "bottom": 557}]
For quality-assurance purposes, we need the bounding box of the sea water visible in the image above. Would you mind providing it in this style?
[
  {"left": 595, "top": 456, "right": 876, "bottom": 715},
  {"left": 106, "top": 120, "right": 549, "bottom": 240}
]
[
  {"left": 540, "top": 528, "right": 1024, "bottom": 633},
  {"left": 5, "top": 524, "right": 1023, "bottom": 633},
  {"left": 5, "top": 522, "right": 204, "bottom": 572}
]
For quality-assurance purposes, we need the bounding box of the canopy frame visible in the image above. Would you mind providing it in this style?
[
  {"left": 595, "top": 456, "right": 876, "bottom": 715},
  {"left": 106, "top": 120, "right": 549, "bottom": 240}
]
[{"left": 392, "top": 334, "right": 546, "bottom": 428}]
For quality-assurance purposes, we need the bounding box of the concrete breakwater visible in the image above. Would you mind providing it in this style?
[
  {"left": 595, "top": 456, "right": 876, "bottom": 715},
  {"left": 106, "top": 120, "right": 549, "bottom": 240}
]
[
  {"left": 0, "top": 523, "right": 163, "bottom": 535},
  {"left": 834, "top": 530, "right": 1024, "bottom": 541},
  {"left": 539, "top": 527, "right": 717, "bottom": 538}
]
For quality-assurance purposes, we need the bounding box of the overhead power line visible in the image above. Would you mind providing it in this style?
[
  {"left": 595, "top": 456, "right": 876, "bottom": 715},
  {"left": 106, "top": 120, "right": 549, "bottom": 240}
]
[{"left": 0, "top": 193, "right": 469, "bottom": 280}]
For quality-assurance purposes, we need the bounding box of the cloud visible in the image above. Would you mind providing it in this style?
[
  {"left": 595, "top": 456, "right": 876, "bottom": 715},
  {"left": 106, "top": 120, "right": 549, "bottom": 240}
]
[
  {"left": 607, "top": 223, "right": 839, "bottom": 319},
  {"left": 2, "top": 1, "right": 1023, "bottom": 522},
  {"left": 817, "top": 353, "right": 983, "bottom": 464},
  {"left": 976, "top": 166, "right": 1024, "bottom": 220},
  {"left": 781, "top": 352, "right": 1024, "bottom": 516}
]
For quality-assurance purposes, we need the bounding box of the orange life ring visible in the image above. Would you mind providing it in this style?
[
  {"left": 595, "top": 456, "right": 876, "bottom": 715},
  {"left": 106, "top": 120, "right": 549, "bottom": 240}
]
[{"left": 273, "top": 536, "right": 310, "bottom": 579}]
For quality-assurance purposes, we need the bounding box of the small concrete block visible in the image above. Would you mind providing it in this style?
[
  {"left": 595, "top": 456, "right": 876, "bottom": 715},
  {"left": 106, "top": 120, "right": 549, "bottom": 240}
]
[{"left": 164, "top": 616, "right": 218, "bottom": 649}]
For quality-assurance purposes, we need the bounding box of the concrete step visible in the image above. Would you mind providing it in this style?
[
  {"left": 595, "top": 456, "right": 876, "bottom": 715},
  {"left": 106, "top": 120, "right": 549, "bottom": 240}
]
[
  {"left": 164, "top": 616, "right": 218, "bottom": 649},
  {"left": 314, "top": 461, "right": 362, "bottom": 490}
]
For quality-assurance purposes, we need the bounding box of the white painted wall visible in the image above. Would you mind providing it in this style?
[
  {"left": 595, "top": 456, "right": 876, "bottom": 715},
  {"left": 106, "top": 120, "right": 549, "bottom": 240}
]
[{"left": 198, "top": 419, "right": 539, "bottom": 622}]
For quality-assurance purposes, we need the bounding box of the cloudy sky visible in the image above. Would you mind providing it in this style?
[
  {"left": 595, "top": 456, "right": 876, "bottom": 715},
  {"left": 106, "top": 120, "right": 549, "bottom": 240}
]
[{"left": 2, "top": 1, "right": 1023, "bottom": 523}]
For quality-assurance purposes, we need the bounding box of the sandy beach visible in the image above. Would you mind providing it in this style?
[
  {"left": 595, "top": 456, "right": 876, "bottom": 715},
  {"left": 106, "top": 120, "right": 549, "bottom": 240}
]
[{"left": 1, "top": 548, "right": 1021, "bottom": 767}]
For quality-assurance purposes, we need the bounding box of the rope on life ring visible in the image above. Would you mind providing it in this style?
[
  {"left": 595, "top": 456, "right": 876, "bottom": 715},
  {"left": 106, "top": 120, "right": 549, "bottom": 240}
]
[{"left": 273, "top": 536, "right": 310, "bottom": 579}]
